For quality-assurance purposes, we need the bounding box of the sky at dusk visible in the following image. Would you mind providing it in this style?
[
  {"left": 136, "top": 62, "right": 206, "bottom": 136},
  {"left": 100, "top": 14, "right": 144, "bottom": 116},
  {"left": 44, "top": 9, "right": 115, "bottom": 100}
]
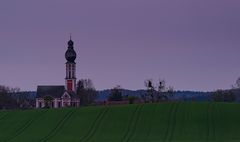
[{"left": 1, "top": 0, "right": 240, "bottom": 91}]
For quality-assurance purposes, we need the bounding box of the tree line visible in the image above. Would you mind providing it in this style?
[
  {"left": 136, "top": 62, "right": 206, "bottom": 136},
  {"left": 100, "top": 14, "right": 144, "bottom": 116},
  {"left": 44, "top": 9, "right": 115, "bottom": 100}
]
[
  {"left": 210, "top": 77, "right": 240, "bottom": 102},
  {"left": 1, "top": 77, "right": 240, "bottom": 109},
  {"left": 0, "top": 86, "right": 34, "bottom": 109}
]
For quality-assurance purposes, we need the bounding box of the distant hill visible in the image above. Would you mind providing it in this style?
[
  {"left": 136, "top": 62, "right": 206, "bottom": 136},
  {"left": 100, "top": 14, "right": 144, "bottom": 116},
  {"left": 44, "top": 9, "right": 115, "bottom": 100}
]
[
  {"left": 10, "top": 91, "right": 37, "bottom": 100},
  {"left": 1, "top": 103, "right": 240, "bottom": 141},
  {"left": 96, "top": 89, "right": 211, "bottom": 101}
]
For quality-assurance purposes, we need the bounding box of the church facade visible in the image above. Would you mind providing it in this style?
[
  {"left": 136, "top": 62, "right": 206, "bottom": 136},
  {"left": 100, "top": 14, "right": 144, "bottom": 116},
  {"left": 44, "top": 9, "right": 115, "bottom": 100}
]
[{"left": 35, "top": 38, "right": 80, "bottom": 108}]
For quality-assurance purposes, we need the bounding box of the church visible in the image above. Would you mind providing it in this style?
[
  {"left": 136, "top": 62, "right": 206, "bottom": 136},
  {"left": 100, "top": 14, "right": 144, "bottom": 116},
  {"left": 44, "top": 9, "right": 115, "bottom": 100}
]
[{"left": 35, "top": 38, "right": 80, "bottom": 108}]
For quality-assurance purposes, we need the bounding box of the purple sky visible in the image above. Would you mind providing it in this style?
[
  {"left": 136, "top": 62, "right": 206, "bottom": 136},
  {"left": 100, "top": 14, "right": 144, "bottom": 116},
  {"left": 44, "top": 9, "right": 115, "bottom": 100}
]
[{"left": 1, "top": 0, "right": 240, "bottom": 91}]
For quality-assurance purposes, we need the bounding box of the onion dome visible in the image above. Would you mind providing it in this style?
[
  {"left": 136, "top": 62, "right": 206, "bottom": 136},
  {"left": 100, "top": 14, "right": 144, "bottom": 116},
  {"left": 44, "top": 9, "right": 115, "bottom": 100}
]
[{"left": 65, "top": 38, "right": 76, "bottom": 63}]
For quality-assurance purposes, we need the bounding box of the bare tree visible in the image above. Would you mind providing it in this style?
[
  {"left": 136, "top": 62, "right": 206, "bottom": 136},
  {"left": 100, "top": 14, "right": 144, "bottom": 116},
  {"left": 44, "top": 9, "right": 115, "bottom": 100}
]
[
  {"left": 10, "top": 87, "right": 20, "bottom": 93},
  {"left": 158, "top": 79, "right": 166, "bottom": 92},
  {"left": 233, "top": 77, "right": 240, "bottom": 89},
  {"left": 211, "top": 89, "right": 236, "bottom": 102},
  {"left": 156, "top": 79, "right": 165, "bottom": 101},
  {"left": 144, "top": 80, "right": 155, "bottom": 102},
  {"left": 0, "top": 85, "right": 18, "bottom": 109},
  {"left": 166, "top": 86, "right": 174, "bottom": 98},
  {"left": 77, "top": 79, "right": 97, "bottom": 106},
  {"left": 143, "top": 78, "right": 174, "bottom": 102}
]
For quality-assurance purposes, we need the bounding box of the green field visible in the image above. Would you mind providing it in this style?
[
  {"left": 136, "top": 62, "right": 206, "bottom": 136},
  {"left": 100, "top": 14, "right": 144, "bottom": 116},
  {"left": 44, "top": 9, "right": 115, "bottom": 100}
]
[{"left": 0, "top": 102, "right": 240, "bottom": 142}]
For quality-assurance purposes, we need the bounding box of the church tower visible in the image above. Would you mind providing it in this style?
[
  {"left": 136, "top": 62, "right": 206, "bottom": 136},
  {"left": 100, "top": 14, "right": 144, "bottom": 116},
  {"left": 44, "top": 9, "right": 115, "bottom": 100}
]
[{"left": 65, "top": 37, "right": 77, "bottom": 92}]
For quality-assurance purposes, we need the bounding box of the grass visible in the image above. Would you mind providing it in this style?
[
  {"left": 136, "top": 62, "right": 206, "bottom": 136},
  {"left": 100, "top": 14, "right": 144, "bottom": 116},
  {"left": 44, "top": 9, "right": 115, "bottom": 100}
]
[{"left": 0, "top": 102, "right": 240, "bottom": 142}]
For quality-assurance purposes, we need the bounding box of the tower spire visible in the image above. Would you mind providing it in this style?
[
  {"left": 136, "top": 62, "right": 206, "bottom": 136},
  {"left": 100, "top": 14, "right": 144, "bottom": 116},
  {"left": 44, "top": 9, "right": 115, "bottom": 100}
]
[
  {"left": 65, "top": 36, "right": 77, "bottom": 92},
  {"left": 70, "top": 33, "right": 72, "bottom": 40}
]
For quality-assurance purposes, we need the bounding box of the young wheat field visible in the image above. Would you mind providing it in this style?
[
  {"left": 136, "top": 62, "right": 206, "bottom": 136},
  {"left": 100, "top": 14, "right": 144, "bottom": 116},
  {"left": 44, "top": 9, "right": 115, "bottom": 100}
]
[{"left": 0, "top": 102, "right": 239, "bottom": 142}]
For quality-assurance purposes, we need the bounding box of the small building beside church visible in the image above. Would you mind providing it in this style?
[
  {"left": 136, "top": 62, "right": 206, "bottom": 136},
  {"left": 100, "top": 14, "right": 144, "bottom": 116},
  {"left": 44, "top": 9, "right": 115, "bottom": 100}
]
[{"left": 36, "top": 38, "right": 80, "bottom": 108}]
